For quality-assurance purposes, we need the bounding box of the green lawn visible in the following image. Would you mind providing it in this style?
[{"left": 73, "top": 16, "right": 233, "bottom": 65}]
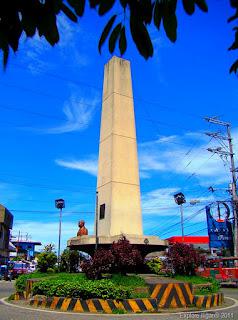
[{"left": 173, "top": 275, "right": 213, "bottom": 284}]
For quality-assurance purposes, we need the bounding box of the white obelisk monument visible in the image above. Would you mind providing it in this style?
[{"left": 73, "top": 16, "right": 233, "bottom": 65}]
[
  {"left": 96, "top": 56, "right": 143, "bottom": 237},
  {"left": 68, "top": 57, "right": 166, "bottom": 254}
]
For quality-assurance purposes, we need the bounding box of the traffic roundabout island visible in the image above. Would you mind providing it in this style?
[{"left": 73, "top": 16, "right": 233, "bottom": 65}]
[{"left": 12, "top": 279, "right": 224, "bottom": 314}]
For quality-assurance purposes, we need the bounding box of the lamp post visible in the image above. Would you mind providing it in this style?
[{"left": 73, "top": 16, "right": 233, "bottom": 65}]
[
  {"left": 55, "top": 199, "right": 65, "bottom": 269},
  {"left": 174, "top": 193, "right": 186, "bottom": 242}
]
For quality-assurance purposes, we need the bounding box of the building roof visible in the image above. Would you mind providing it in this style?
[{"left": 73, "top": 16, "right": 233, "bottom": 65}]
[
  {"left": 11, "top": 240, "right": 42, "bottom": 246},
  {"left": 166, "top": 236, "right": 209, "bottom": 244}
]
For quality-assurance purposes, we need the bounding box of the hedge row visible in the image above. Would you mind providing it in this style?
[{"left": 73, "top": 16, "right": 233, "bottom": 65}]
[{"left": 32, "top": 279, "right": 131, "bottom": 300}]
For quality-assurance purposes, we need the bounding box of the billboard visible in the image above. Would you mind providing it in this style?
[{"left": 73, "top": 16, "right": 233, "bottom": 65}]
[{"left": 206, "top": 205, "right": 233, "bottom": 251}]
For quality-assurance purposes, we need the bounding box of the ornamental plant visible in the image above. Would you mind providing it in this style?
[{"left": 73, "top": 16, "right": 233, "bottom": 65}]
[
  {"left": 166, "top": 243, "right": 205, "bottom": 276},
  {"left": 32, "top": 279, "right": 131, "bottom": 300},
  {"left": 82, "top": 236, "right": 143, "bottom": 279},
  {"left": 146, "top": 257, "right": 163, "bottom": 274},
  {"left": 81, "top": 248, "right": 114, "bottom": 280},
  {"left": 111, "top": 236, "right": 143, "bottom": 274}
]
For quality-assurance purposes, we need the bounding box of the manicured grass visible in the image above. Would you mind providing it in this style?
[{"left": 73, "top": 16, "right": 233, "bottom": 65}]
[
  {"left": 110, "top": 274, "right": 146, "bottom": 288},
  {"left": 172, "top": 275, "right": 220, "bottom": 295},
  {"left": 173, "top": 275, "right": 212, "bottom": 284}
]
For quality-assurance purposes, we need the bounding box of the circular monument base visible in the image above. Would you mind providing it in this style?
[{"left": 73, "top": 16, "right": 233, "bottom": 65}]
[{"left": 67, "top": 234, "right": 168, "bottom": 257}]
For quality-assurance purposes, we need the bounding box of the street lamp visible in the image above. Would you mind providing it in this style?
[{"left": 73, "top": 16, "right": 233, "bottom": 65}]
[
  {"left": 174, "top": 192, "right": 186, "bottom": 242},
  {"left": 55, "top": 199, "right": 65, "bottom": 268}
]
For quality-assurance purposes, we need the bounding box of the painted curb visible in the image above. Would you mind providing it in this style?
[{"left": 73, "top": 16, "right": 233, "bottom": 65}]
[{"left": 29, "top": 296, "right": 158, "bottom": 313}]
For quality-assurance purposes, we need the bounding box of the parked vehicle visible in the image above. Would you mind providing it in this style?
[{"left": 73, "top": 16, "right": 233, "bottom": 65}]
[
  {"left": 9, "top": 262, "right": 28, "bottom": 279},
  {"left": 0, "top": 265, "right": 10, "bottom": 280},
  {"left": 197, "top": 257, "right": 238, "bottom": 286},
  {"left": 28, "top": 264, "right": 36, "bottom": 273}
]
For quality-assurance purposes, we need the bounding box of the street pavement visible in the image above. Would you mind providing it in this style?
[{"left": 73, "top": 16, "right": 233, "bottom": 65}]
[{"left": 0, "top": 280, "right": 237, "bottom": 320}]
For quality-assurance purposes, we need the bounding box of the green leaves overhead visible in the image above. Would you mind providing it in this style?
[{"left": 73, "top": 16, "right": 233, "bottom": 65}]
[
  {"left": 66, "top": 0, "right": 85, "bottom": 17},
  {"left": 195, "top": 0, "right": 208, "bottom": 12},
  {"left": 182, "top": 0, "right": 195, "bottom": 15},
  {"left": 0, "top": 0, "right": 237, "bottom": 75},
  {"left": 98, "top": 15, "right": 117, "bottom": 54},
  {"left": 98, "top": 0, "right": 116, "bottom": 16},
  {"left": 154, "top": 0, "right": 177, "bottom": 42},
  {"left": 109, "top": 23, "right": 122, "bottom": 53},
  {"left": 119, "top": 26, "right": 127, "bottom": 55},
  {"left": 130, "top": 11, "right": 153, "bottom": 59},
  {"left": 182, "top": 0, "right": 208, "bottom": 15}
]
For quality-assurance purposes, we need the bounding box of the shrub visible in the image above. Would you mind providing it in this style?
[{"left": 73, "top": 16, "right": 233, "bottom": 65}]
[
  {"left": 146, "top": 257, "right": 163, "bottom": 274},
  {"left": 82, "top": 237, "right": 143, "bottom": 280},
  {"left": 37, "top": 252, "right": 57, "bottom": 273},
  {"left": 167, "top": 243, "right": 205, "bottom": 276},
  {"left": 32, "top": 279, "right": 131, "bottom": 300},
  {"left": 60, "top": 249, "right": 79, "bottom": 273},
  {"left": 81, "top": 248, "right": 114, "bottom": 279},
  {"left": 15, "top": 274, "right": 31, "bottom": 292},
  {"left": 111, "top": 236, "right": 143, "bottom": 274}
]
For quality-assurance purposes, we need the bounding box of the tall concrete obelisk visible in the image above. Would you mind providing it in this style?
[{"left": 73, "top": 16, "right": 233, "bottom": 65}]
[
  {"left": 97, "top": 56, "right": 143, "bottom": 236},
  {"left": 67, "top": 57, "right": 167, "bottom": 256}
]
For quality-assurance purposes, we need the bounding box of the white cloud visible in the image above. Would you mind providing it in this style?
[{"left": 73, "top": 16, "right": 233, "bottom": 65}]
[
  {"left": 56, "top": 158, "right": 98, "bottom": 176},
  {"left": 20, "top": 14, "right": 90, "bottom": 74},
  {"left": 138, "top": 128, "right": 238, "bottom": 186},
  {"left": 42, "top": 95, "right": 98, "bottom": 134}
]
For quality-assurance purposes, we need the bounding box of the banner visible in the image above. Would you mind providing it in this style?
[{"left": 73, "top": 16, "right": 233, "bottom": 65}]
[{"left": 206, "top": 205, "right": 233, "bottom": 250}]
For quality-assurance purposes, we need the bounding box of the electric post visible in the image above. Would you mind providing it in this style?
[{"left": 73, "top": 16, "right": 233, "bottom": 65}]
[{"left": 205, "top": 117, "right": 238, "bottom": 259}]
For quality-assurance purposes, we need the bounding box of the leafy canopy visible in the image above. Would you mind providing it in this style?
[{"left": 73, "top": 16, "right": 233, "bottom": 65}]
[
  {"left": 0, "top": 0, "right": 237, "bottom": 74},
  {"left": 167, "top": 242, "right": 205, "bottom": 276}
]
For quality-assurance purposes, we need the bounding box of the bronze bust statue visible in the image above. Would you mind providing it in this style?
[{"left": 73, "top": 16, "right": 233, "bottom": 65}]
[{"left": 77, "top": 220, "right": 88, "bottom": 236}]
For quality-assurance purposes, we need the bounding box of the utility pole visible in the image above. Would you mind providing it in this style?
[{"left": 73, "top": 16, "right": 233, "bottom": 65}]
[{"left": 205, "top": 117, "right": 238, "bottom": 258}]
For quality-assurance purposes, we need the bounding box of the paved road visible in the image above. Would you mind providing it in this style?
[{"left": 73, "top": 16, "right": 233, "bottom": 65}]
[{"left": 0, "top": 280, "right": 237, "bottom": 320}]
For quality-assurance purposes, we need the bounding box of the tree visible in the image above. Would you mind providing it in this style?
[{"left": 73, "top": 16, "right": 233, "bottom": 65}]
[
  {"left": 37, "top": 251, "right": 57, "bottom": 272},
  {"left": 43, "top": 243, "right": 55, "bottom": 253},
  {"left": 111, "top": 236, "right": 143, "bottom": 274},
  {"left": 60, "top": 249, "right": 79, "bottom": 272},
  {"left": 167, "top": 242, "right": 205, "bottom": 276},
  {"left": 37, "top": 244, "right": 57, "bottom": 272},
  {"left": 0, "top": 1, "right": 237, "bottom": 74}
]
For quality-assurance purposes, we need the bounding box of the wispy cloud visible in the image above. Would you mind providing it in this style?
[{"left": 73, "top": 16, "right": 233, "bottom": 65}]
[
  {"left": 42, "top": 95, "right": 98, "bottom": 134},
  {"left": 55, "top": 157, "right": 98, "bottom": 176},
  {"left": 138, "top": 129, "right": 238, "bottom": 185},
  {"left": 20, "top": 14, "right": 91, "bottom": 74}
]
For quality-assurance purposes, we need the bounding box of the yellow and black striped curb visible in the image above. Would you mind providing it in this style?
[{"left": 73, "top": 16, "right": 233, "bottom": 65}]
[
  {"left": 29, "top": 296, "right": 158, "bottom": 313},
  {"left": 193, "top": 293, "right": 224, "bottom": 308},
  {"left": 28, "top": 292, "right": 224, "bottom": 313},
  {"left": 14, "top": 292, "right": 27, "bottom": 300},
  {"left": 150, "top": 283, "right": 193, "bottom": 308}
]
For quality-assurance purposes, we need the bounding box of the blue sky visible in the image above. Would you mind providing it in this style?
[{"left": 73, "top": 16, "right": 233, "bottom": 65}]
[{"left": 0, "top": 2, "right": 237, "bottom": 251}]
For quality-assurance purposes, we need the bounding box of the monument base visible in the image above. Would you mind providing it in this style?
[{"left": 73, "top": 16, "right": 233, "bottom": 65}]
[{"left": 67, "top": 234, "right": 168, "bottom": 258}]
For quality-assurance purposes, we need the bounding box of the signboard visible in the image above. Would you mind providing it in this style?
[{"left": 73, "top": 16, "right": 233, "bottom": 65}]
[{"left": 206, "top": 205, "right": 233, "bottom": 251}]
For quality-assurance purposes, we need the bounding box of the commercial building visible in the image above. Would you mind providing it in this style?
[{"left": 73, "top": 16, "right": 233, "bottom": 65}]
[{"left": 0, "top": 204, "right": 13, "bottom": 264}]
